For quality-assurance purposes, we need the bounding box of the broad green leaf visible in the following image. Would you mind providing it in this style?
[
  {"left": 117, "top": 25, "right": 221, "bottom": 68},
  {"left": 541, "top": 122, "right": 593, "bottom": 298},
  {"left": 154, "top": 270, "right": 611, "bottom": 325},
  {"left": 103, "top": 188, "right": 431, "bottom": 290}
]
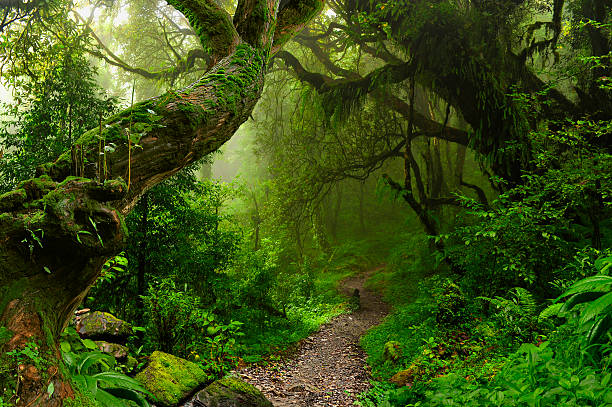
[
  {"left": 82, "top": 339, "right": 98, "bottom": 350},
  {"left": 560, "top": 292, "right": 605, "bottom": 313},
  {"left": 559, "top": 276, "right": 612, "bottom": 298},
  {"left": 78, "top": 352, "right": 113, "bottom": 375},
  {"left": 104, "top": 387, "right": 151, "bottom": 407},
  {"left": 579, "top": 291, "right": 612, "bottom": 325},
  {"left": 60, "top": 341, "right": 71, "bottom": 353}
]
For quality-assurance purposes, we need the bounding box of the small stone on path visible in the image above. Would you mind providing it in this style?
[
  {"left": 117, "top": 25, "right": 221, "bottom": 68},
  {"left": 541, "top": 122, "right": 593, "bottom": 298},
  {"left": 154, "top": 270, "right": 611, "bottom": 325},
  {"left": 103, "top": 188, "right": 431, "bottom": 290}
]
[{"left": 236, "top": 267, "right": 389, "bottom": 407}]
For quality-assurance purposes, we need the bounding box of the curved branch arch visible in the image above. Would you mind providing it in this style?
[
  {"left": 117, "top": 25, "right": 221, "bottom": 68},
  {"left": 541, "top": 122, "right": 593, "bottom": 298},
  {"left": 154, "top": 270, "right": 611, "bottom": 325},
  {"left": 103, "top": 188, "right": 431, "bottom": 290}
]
[{"left": 0, "top": 0, "right": 325, "bottom": 405}]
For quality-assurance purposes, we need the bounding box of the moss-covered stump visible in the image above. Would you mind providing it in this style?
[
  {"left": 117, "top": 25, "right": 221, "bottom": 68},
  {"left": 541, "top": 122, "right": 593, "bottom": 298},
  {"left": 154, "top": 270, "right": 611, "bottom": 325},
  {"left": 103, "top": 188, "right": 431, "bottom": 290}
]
[
  {"left": 135, "top": 351, "right": 209, "bottom": 407},
  {"left": 192, "top": 376, "right": 273, "bottom": 407},
  {"left": 75, "top": 311, "right": 133, "bottom": 341}
]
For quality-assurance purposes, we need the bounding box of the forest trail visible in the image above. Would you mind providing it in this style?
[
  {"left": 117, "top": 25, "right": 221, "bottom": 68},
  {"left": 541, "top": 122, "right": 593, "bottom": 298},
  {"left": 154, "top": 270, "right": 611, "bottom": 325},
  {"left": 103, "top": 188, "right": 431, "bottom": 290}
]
[{"left": 237, "top": 266, "right": 390, "bottom": 407}]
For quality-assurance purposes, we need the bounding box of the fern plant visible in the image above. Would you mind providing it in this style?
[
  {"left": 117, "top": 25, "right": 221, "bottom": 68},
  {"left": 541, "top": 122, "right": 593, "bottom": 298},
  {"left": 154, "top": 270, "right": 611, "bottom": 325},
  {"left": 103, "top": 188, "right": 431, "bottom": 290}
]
[
  {"left": 478, "top": 287, "right": 538, "bottom": 342},
  {"left": 554, "top": 256, "right": 612, "bottom": 344},
  {"left": 63, "top": 351, "right": 151, "bottom": 407}
]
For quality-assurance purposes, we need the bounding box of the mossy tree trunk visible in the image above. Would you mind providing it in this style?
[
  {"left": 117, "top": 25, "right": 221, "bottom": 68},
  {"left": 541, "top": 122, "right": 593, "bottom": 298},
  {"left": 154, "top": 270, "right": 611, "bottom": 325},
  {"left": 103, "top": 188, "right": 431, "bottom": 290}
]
[{"left": 0, "top": 0, "right": 324, "bottom": 405}]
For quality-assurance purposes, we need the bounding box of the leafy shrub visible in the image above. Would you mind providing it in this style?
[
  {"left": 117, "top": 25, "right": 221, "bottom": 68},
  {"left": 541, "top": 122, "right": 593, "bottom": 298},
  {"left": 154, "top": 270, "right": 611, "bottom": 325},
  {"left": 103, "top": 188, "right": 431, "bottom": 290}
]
[
  {"left": 431, "top": 277, "right": 468, "bottom": 326},
  {"left": 143, "top": 278, "right": 217, "bottom": 356},
  {"left": 393, "top": 341, "right": 612, "bottom": 407},
  {"left": 143, "top": 278, "right": 245, "bottom": 377},
  {"left": 355, "top": 381, "right": 398, "bottom": 407},
  {"left": 62, "top": 351, "right": 151, "bottom": 407},
  {"left": 445, "top": 151, "right": 612, "bottom": 300},
  {"left": 0, "top": 340, "right": 48, "bottom": 405},
  {"left": 478, "top": 287, "right": 540, "bottom": 344},
  {"left": 555, "top": 255, "right": 612, "bottom": 345}
]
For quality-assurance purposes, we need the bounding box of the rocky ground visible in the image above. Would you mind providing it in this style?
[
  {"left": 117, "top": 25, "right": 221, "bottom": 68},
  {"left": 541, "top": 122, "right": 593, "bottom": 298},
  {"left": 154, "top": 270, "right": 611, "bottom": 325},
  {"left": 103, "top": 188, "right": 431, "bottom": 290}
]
[{"left": 236, "top": 267, "right": 390, "bottom": 407}]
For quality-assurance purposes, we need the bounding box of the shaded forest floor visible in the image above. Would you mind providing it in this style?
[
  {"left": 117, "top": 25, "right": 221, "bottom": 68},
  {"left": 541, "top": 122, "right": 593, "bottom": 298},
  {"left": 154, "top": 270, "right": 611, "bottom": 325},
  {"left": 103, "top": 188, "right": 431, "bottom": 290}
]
[{"left": 237, "top": 266, "right": 390, "bottom": 407}]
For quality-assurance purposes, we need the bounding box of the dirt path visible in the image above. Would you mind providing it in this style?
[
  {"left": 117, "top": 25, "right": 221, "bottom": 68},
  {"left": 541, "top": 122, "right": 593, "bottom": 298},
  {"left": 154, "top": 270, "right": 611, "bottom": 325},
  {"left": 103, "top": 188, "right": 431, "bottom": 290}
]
[{"left": 237, "top": 266, "right": 389, "bottom": 407}]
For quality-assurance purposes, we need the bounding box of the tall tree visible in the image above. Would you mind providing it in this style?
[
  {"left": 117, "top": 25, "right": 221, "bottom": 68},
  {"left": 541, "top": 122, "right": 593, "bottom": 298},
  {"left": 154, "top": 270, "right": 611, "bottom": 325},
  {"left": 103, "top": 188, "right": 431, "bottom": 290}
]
[{"left": 0, "top": 0, "right": 324, "bottom": 404}]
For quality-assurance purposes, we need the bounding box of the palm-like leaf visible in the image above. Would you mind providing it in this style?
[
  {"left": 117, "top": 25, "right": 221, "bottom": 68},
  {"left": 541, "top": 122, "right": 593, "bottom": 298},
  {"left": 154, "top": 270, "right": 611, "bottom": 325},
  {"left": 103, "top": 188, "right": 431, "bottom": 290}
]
[
  {"left": 556, "top": 259, "right": 612, "bottom": 344},
  {"left": 104, "top": 387, "right": 150, "bottom": 407},
  {"left": 559, "top": 276, "right": 612, "bottom": 298},
  {"left": 62, "top": 350, "right": 151, "bottom": 407}
]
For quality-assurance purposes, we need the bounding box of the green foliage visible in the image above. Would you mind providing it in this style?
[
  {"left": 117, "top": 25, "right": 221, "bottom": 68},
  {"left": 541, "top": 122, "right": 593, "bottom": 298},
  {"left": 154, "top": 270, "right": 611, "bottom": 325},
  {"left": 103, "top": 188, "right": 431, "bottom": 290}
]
[
  {"left": 431, "top": 277, "right": 468, "bottom": 326},
  {"left": 478, "top": 287, "right": 539, "bottom": 343},
  {"left": 390, "top": 339, "right": 612, "bottom": 407},
  {"left": 0, "top": 339, "right": 50, "bottom": 405},
  {"left": 445, "top": 146, "right": 612, "bottom": 298},
  {"left": 226, "top": 241, "right": 353, "bottom": 359},
  {"left": 143, "top": 278, "right": 215, "bottom": 355},
  {"left": 355, "top": 381, "right": 398, "bottom": 407},
  {"left": 62, "top": 350, "right": 151, "bottom": 407},
  {"left": 142, "top": 278, "right": 244, "bottom": 377},
  {"left": 6, "top": 341, "right": 45, "bottom": 368},
  {"left": 87, "top": 173, "right": 241, "bottom": 320},
  {"left": 0, "top": 31, "right": 118, "bottom": 192},
  {"left": 556, "top": 255, "right": 612, "bottom": 345}
]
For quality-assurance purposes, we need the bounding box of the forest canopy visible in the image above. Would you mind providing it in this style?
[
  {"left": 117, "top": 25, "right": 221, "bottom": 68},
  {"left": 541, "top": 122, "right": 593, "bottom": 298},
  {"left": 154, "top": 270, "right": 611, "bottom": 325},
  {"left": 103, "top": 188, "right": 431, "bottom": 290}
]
[{"left": 0, "top": 0, "right": 610, "bottom": 405}]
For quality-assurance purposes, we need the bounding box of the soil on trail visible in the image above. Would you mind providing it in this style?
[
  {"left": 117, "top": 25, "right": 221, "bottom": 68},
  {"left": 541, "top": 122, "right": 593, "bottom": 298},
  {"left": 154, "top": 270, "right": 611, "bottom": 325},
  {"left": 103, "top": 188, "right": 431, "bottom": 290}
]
[{"left": 238, "top": 266, "right": 390, "bottom": 407}]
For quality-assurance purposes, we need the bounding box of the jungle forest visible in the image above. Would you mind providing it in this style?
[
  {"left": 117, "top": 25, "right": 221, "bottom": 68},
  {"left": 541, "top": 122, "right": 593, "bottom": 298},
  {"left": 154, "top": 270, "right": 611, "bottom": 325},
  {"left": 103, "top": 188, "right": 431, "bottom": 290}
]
[{"left": 0, "top": 0, "right": 610, "bottom": 405}]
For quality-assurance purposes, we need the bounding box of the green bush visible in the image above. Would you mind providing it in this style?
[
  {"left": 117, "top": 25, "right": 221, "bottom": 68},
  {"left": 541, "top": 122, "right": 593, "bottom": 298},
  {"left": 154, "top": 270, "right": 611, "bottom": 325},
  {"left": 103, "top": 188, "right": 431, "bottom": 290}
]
[
  {"left": 392, "top": 340, "right": 612, "bottom": 407},
  {"left": 431, "top": 277, "right": 469, "bottom": 326}
]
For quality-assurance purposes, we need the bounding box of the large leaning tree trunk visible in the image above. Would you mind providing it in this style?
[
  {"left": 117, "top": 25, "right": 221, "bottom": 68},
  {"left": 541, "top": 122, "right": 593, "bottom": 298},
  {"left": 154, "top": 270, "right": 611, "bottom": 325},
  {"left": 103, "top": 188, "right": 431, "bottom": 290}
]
[{"left": 0, "top": 0, "right": 324, "bottom": 404}]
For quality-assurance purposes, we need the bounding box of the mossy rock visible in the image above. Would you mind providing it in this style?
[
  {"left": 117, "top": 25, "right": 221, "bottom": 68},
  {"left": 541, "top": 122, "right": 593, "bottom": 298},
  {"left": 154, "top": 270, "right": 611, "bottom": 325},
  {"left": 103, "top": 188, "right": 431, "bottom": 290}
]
[
  {"left": 94, "top": 341, "right": 128, "bottom": 360},
  {"left": 192, "top": 376, "right": 273, "bottom": 407},
  {"left": 135, "top": 351, "right": 209, "bottom": 407},
  {"left": 75, "top": 311, "right": 133, "bottom": 341},
  {"left": 390, "top": 364, "right": 425, "bottom": 387},
  {"left": 0, "top": 188, "right": 27, "bottom": 212}
]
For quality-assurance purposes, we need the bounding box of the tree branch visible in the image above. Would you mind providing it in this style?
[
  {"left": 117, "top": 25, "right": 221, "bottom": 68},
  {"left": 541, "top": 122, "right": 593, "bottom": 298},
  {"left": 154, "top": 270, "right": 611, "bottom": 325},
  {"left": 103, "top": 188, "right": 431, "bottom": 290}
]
[
  {"left": 275, "top": 50, "right": 471, "bottom": 146},
  {"left": 271, "top": 0, "right": 325, "bottom": 55},
  {"left": 166, "top": 0, "right": 239, "bottom": 64},
  {"left": 76, "top": 11, "right": 211, "bottom": 80}
]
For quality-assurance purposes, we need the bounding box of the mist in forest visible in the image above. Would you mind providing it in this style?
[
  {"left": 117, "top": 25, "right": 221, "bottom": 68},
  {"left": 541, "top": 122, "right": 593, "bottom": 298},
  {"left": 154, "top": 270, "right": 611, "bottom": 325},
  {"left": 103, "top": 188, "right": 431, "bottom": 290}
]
[{"left": 0, "top": 0, "right": 610, "bottom": 405}]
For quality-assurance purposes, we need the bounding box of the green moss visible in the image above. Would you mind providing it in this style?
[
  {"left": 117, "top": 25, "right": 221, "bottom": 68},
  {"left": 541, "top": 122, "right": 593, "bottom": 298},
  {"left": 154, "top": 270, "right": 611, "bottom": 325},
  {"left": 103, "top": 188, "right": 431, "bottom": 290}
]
[
  {"left": 135, "top": 351, "right": 209, "bottom": 407},
  {"left": 45, "top": 150, "right": 73, "bottom": 180},
  {"left": 0, "top": 189, "right": 27, "bottom": 212},
  {"left": 197, "top": 44, "right": 264, "bottom": 111},
  {"left": 0, "top": 278, "right": 28, "bottom": 315},
  {"left": 18, "top": 175, "right": 57, "bottom": 195},
  {"left": 166, "top": 0, "right": 236, "bottom": 57},
  {"left": 217, "top": 376, "right": 263, "bottom": 398},
  {"left": 64, "top": 390, "right": 101, "bottom": 407},
  {"left": 197, "top": 376, "right": 272, "bottom": 407},
  {"left": 39, "top": 98, "right": 166, "bottom": 180},
  {"left": 77, "top": 311, "right": 133, "bottom": 340}
]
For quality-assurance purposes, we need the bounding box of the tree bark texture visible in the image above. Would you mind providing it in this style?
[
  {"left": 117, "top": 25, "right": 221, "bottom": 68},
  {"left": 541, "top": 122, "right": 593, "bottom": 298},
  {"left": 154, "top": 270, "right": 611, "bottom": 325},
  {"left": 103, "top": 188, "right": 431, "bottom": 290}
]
[{"left": 0, "top": 0, "right": 324, "bottom": 404}]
